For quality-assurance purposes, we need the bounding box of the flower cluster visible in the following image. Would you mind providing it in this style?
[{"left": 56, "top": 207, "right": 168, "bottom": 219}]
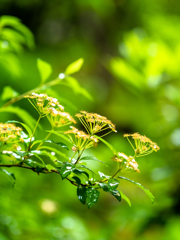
[
  {"left": 0, "top": 123, "right": 24, "bottom": 150},
  {"left": 75, "top": 111, "right": 116, "bottom": 135},
  {"left": 24, "top": 93, "right": 76, "bottom": 128},
  {"left": 24, "top": 93, "right": 64, "bottom": 117},
  {"left": 47, "top": 108, "right": 76, "bottom": 128},
  {"left": 65, "top": 126, "right": 99, "bottom": 151},
  {"left": 112, "top": 152, "right": 140, "bottom": 173},
  {"left": 124, "top": 133, "right": 160, "bottom": 157}
]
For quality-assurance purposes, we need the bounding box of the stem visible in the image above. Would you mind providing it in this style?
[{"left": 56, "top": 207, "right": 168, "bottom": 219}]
[
  {"left": 74, "top": 150, "right": 84, "bottom": 164},
  {"left": 1, "top": 77, "right": 62, "bottom": 108},
  {"left": 0, "top": 164, "right": 37, "bottom": 171},
  {"left": 70, "top": 151, "right": 78, "bottom": 161},
  {"left": 111, "top": 168, "right": 121, "bottom": 178},
  {"left": 36, "top": 131, "right": 52, "bottom": 150},
  {"left": 127, "top": 137, "right": 135, "bottom": 151},
  {"left": 0, "top": 163, "right": 111, "bottom": 187},
  {"left": 0, "top": 164, "right": 81, "bottom": 186},
  {"left": 74, "top": 138, "right": 92, "bottom": 164},
  {"left": 28, "top": 116, "right": 41, "bottom": 151}
]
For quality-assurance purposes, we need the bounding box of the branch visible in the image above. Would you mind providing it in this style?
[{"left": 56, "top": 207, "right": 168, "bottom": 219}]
[
  {"left": 0, "top": 164, "right": 79, "bottom": 186},
  {"left": 2, "top": 78, "right": 62, "bottom": 108}
]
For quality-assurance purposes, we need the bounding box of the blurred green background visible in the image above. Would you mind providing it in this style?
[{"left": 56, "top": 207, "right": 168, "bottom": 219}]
[{"left": 0, "top": 0, "right": 180, "bottom": 239}]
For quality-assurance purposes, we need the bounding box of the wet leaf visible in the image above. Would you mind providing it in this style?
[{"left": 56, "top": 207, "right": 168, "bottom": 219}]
[
  {"left": 60, "top": 162, "right": 75, "bottom": 179},
  {"left": 86, "top": 188, "right": 100, "bottom": 208},
  {"left": 110, "top": 189, "right": 121, "bottom": 201},
  {"left": 98, "top": 183, "right": 109, "bottom": 192},
  {"left": 72, "top": 176, "right": 81, "bottom": 185},
  {"left": 73, "top": 168, "right": 89, "bottom": 179},
  {"left": 108, "top": 178, "right": 119, "bottom": 190},
  {"left": 77, "top": 185, "right": 86, "bottom": 204},
  {"left": 98, "top": 171, "right": 111, "bottom": 179}
]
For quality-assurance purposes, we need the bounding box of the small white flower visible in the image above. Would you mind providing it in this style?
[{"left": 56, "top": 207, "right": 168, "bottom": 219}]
[
  {"left": 52, "top": 98, "right": 58, "bottom": 103},
  {"left": 118, "top": 152, "right": 129, "bottom": 160}
]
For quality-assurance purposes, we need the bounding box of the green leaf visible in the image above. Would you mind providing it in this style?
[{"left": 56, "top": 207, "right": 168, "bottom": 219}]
[
  {"left": 13, "top": 23, "right": 34, "bottom": 49},
  {"left": 77, "top": 185, "right": 86, "bottom": 204},
  {"left": 46, "top": 131, "right": 72, "bottom": 144},
  {"left": 1, "top": 28, "right": 27, "bottom": 46},
  {"left": 44, "top": 140, "right": 69, "bottom": 150},
  {"left": 29, "top": 150, "right": 46, "bottom": 166},
  {"left": 32, "top": 139, "right": 69, "bottom": 150},
  {"left": 108, "top": 178, "right": 119, "bottom": 190},
  {"left": 1, "top": 151, "right": 23, "bottom": 160},
  {"left": 60, "top": 162, "right": 75, "bottom": 180},
  {"left": 110, "top": 190, "right": 121, "bottom": 202},
  {"left": 15, "top": 151, "right": 27, "bottom": 158},
  {"left": 24, "top": 159, "right": 43, "bottom": 168},
  {"left": 94, "top": 135, "right": 117, "bottom": 153},
  {"left": 73, "top": 169, "right": 89, "bottom": 179},
  {"left": 86, "top": 188, "right": 100, "bottom": 208},
  {"left": 6, "top": 120, "right": 32, "bottom": 137},
  {"left": 109, "top": 57, "right": 144, "bottom": 90},
  {"left": 1, "top": 106, "right": 36, "bottom": 130},
  {"left": 46, "top": 164, "right": 56, "bottom": 172},
  {"left": 98, "top": 183, "right": 109, "bottom": 192},
  {"left": 65, "top": 76, "right": 93, "bottom": 100},
  {"left": 65, "top": 58, "right": 84, "bottom": 75},
  {"left": 78, "top": 87, "right": 93, "bottom": 101},
  {"left": 98, "top": 171, "right": 111, "bottom": 179},
  {"left": 99, "top": 178, "right": 119, "bottom": 192},
  {"left": 80, "top": 156, "right": 110, "bottom": 168},
  {"left": 38, "top": 146, "right": 69, "bottom": 160},
  {"left": 118, "top": 176, "right": 155, "bottom": 203},
  {"left": 54, "top": 160, "right": 63, "bottom": 166},
  {"left": 72, "top": 176, "right": 81, "bottom": 185},
  {"left": 0, "top": 15, "right": 34, "bottom": 50},
  {"left": 78, "top": 165, "right": 95, "bottom": 177},
  {"left": 1, "top": 86, "right": 19, "bottom": 101},
  {"left": 0, "top": 168, "right": 16, "bottom": 187},
  {"left": 0, "top": 15, "right": 21, "bottom": 27},
  {"left": 30, "top": 149, "right": 58, "bottom": 164},
  {"left": 119, "top": 190, "right": 131, "bottom": 207},
  {"left": 37, "top": 58, "right": 52, "bottom": 84}
]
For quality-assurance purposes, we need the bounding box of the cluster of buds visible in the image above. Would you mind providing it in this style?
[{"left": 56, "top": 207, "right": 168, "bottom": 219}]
[
  {"left": 0, "top": 123, "right": 24, "bottom": 150},
  {"left": 123, "top": 133, "right": 160, "bottom": 157},
  {"left": 65, "top": 126, "right": 99, "bottom": 151},
  {"left": 75, "top": 111, "right": 116, "bottom": 135},
  {"left": 112, "top": 152, "right": 140, "bottom": 173}
]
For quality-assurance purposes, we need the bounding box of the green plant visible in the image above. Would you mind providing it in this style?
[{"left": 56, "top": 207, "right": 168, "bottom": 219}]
[
  {"left": 0, "top": 15, "right": 159, "bottom": 209},
  {"left": 0, "top": 15, "right": 34, "bottom": 78},
  {"left": 0, "top": 57, "right": 159, "bottom": 208}
]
